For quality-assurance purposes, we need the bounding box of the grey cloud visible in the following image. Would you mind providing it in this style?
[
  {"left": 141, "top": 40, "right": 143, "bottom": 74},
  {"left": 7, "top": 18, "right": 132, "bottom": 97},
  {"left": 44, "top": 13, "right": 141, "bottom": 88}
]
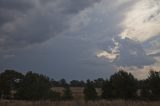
[
  {"left": 69, "top": 0, "right": 135, "bottom": 42},
  {"left": 0, "top": 0, "right": 34, "bottom": 11},
  {"left": 143, "top": 35, "right": 160, "bottom": 50},
  {"left": 0, "top": 0, "right": 100, "bottom": 52},
  {"left": 0, "top": 36, "right": 114, "bottom": 80},
  {"left": 143, "top": 35, "right": 160, "bottom": 57},
  {"left": 60, "top": 0, "right": 101, "bottom": 14},
  {"left": 114, "top": 37, "right": 155, "bottom": 67},
  {"left": 0, "top": 0, "right": 35, "bottom": 26},
  {"left": 149, "top": 52, "right": 160, "bottom": 57},
  {"left": 63, "top": 0, "right": 155, "bottom": 68}
]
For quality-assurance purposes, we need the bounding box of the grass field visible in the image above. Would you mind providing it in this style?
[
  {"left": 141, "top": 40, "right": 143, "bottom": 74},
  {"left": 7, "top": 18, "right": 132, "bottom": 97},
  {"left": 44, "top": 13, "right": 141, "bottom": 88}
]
[
  {"left": 1, "top": 100, "right": 160, "bottom": 106},
  {"left": 52, "top": 87, "right": 101, "bottom": 100},
  {"left": 1, "top": 87, "right": 159, "bottom": 106}
]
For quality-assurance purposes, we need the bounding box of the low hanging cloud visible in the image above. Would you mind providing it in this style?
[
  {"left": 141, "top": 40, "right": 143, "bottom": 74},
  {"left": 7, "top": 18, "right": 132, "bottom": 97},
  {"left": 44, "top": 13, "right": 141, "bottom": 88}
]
[
  {"left": 0, "top": 0, "right": 101, "bottom": 52},
  {"left": 121, "top": 0, "right": 160, "bottom": 42}
]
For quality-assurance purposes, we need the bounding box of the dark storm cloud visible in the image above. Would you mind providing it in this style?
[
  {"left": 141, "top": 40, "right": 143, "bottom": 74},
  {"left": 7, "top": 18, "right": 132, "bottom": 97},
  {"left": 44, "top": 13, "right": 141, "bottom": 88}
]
[
  {"left": 0, "top": 0, "right": 34, "bottom": 12},
  {"left": 0, "top": 0, "right": 34, "bottom": 27},
  {"left": 0, "top": 0, "right": 101, "bottom": 52}
]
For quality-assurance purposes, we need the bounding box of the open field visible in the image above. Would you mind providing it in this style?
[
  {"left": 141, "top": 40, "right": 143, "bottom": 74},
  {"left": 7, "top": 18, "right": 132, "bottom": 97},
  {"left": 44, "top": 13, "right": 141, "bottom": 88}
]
[
  {"left": 52, "top": 87, "right": 101, "bottom": 100},
  {"left": 1, "top": 100, "right": 160, "bottom": 106}
]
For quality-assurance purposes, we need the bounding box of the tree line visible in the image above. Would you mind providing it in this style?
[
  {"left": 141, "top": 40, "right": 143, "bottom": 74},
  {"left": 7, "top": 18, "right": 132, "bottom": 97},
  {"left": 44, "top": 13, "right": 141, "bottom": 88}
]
[{"left": 0, "top": 69, "right": 160, "bottom": 101}]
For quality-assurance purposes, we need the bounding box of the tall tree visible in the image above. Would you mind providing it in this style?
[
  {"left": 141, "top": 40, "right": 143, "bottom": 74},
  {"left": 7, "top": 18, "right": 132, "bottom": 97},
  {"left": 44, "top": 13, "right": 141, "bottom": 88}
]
[
  {"left": 16, "top": 71, "right": 54, "bottom": 100},
  {"left": 101, "top": 79, "right": 113, "bottom": 99},
  {"left": 94, "top": 78, "right": 105, "bottom": 88},
  {"left": 147, "top": 70, "right": 160, "bottom": 100},
  {"left": 0, "top": 70, "right": 23, "bottom": 99},
  {"left": 110, "top": 70, "right": 137, "bottom": 99},
  {"left": 62, "top": 86, "right": 73, "bottom": 100},
  {"left": 70, "top": 80, "right": 85, "bottom": 87},
  {"left": 59, "top": 79, "right": 68, "bottom": 87},
  {"left": 139, "top": 80, "right": 152, "bottom": 100},
  {"left": 83, "top": 80, "right": 98, "bottom": 101}
]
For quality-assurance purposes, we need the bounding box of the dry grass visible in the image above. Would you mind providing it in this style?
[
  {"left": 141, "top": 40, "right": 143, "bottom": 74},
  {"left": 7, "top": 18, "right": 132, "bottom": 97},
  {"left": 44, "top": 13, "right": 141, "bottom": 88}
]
[
  {"left": 1, "top": 100, "right": 160, "bottom": 106},
  {"left": 52, "top": 87, "right": 101, "bottom": 100},
  {"left": 2, "top": 87, "right": 159, "bottom": 106}
]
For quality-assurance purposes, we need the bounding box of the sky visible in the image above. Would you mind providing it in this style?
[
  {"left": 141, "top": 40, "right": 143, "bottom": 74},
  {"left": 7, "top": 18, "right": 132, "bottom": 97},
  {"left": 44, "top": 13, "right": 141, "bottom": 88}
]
[{"left": 0, "top": 0, "right": 160, "bottom": 80}]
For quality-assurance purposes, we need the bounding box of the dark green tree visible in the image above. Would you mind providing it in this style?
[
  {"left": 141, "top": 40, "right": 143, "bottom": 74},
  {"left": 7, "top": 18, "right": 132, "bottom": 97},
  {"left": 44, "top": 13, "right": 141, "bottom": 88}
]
[
  {"left": 101, "top": 79, "right": 113, "bottom": 99},
  {"left": 139, "top": 80, "right": 152, "bottom": 100},
  {"left": 62, "top": 86, "right": 73, "bottom": 100},
  {"left": 47, "top": 90, "right": 61, "bottom": 101},
  {"left": 83, "top": 80, "right": 98, "bottom": 101},
  {"left": 16, "top": 71, "right": 55, "bottom": 100},
  {"left": 110, "top": 70, "right": 137, "bottom": 99},
  {"left": 70, "top": 80, "right": 85, "bottom": 87},
  {"left": 50, "top": 79, "right": 61, "bottom": 87},
  {"left": 59, "top": 79, "right": 68, "bottom": 87},
  {"left": 147, "top": 70, "right": 160, "bottom": 100},
  {"left": 0, "top": 70, "right": 23, "bottom": 99},
  {"left": 94, "top": 78, "right": 105, "bottom": 88}
]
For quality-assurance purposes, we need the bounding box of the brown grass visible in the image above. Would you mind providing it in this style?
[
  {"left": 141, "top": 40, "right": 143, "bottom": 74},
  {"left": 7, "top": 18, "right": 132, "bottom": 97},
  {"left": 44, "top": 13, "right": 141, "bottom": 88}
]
[
  {"left": 1, "top": 100, "right": 160, "bottom": 106},
  {"left": 52, "top": 87, "right": 101, "bottom": 100},
  {"left": 2, "top": 87, "right": 159, "bottom": 106}
]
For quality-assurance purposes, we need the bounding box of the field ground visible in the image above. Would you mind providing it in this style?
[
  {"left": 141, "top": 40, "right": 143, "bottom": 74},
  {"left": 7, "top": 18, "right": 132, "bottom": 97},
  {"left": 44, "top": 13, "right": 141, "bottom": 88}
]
[
  {"left": 52, "top": 87, "right": 101, "bottom": 100},
  {"left": 1, "top": 100, "right": 160, "bottom": 106},
  {"left": 2, "top": 87, "right": 159, "bottom": 106}
]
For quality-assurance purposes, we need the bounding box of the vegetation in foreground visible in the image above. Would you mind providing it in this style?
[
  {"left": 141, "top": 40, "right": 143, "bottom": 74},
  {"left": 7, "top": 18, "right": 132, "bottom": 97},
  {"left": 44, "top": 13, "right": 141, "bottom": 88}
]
[
  {"left": 0, "top": 69, "right": 160, "bottom": 101},
  {"left": 1, "top": 100, "right": 160, "bottom": 106}
]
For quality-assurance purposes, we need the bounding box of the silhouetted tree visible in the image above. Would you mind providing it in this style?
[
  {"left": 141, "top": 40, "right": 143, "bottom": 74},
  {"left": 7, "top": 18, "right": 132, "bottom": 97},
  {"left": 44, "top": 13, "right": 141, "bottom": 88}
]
[
  {"left": 139, "top": 80, "right": 152, "bottom": 100},
  {"left": 147, "top": 70, "right": 160, "bottom": 100},
  {"left": 3, "top": 68, "right": 160, "bottom": 101},
  {"left": 62, "top": 86, "right": 73, "bottom": 100},
  {"left": 83, "top": 80, "right": 98, "bottom": 101},
  {"left": 94, "top": 78, "right": 105, "bottom": 88},
  {"left": 59, "top": 79, "right": 68, "bottom": 87},
  {"left": 70, "top": 80, "right": 85, "bottom": 87},
  {"left": 50, "top": 79, "right": 61, "bottom": 87},
  {"left": 48, "top": 90, "right": 61, "bottom": 101},
  {"left": 110, "top": 70, "right": 137, "bottom": 99},
  {"left": 16, "top": 71, "right": 55, "bottom": 100},
  {"left": 101, "top": 79, "right": 113, "bottom": 99},
  {"left": 0, "top": 70, "right": 23, "bottom": 99}
]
